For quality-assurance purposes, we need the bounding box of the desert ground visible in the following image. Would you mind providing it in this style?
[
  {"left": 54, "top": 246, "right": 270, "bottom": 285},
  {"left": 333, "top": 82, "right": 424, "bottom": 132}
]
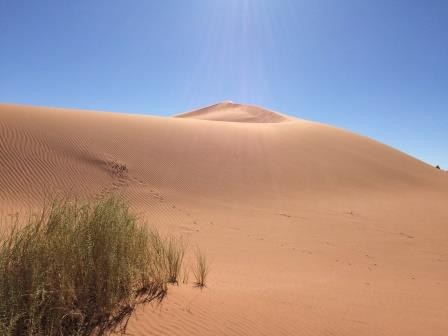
[{"left": 0, "top": 102, "right": 447, "bottom": 335}]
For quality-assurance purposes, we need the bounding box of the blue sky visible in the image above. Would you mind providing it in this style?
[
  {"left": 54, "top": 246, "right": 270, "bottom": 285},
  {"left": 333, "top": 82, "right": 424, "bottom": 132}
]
[{"left": 1, "top": 0, "right": 447, "bottom": 167}]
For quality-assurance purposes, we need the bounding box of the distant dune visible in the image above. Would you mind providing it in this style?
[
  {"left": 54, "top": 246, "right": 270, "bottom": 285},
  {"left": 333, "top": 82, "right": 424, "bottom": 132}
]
[
  {"left": 0, "top": 102, "right": 447, "bottom": 335},
  {"left": 175, "top": 101, "right": 291, "bottom": 123}
]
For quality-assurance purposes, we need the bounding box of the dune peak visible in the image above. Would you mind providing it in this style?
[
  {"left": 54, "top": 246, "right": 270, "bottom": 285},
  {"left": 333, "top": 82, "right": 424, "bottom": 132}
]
[{"left": 175, "top": 102, "right": 291, "bottom": 123}]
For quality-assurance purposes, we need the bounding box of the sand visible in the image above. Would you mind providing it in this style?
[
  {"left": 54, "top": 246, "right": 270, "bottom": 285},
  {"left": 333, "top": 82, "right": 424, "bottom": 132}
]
[{"left": 0, "top": 102, "right": 447, "bottom": 335}]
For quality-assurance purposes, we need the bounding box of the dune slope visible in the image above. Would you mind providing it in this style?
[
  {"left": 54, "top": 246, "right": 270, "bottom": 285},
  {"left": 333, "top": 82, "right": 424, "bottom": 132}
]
[{"left": 0, "top": 102, "right": 447, "bottom": 336}]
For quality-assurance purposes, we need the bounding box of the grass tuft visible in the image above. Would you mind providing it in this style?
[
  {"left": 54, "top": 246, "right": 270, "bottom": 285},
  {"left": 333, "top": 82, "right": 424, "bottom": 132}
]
[
  {"left": 192, "top": 248, "right": 209, "bottom": 288},
  {"left": 0, "top": 196, "right": 188, "bottom": 335},
  {"left": 165, "top": 236, "right": 185, "bottom": 284}
]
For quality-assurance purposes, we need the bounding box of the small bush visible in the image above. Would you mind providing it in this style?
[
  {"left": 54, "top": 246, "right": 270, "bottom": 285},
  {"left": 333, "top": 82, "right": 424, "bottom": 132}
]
[
  {"left": 0, "top": 196, "right": 185, "bottom": 335},
  {"left": 192, "top": 248, "right": 209, "bottom": 288}
]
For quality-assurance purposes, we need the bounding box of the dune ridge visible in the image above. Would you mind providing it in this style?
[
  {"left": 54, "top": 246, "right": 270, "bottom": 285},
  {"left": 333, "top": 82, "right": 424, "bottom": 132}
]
[
  {"left": 0, "top": 103, "right": 447, "bottom": 335},
  {"left": 175, "top": 101, "right": 291, "bottom": 123}
]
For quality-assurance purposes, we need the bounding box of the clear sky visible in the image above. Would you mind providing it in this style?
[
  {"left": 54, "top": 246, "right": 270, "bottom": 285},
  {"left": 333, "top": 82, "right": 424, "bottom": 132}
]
[{"left": 1, "top": 0, "right": 447, "bottom": 168}]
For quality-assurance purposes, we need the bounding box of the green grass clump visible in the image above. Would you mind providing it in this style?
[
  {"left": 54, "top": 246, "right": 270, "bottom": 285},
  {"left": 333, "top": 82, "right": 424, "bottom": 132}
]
[
  {"left": 192, "top": 248, "right": 209, "bottom": 288},
  {"left": 0, "top": 196, "right": 184, "bottom": 335},
  {"left": 164, "top": 236, "right": 185, "bottom": 284}
]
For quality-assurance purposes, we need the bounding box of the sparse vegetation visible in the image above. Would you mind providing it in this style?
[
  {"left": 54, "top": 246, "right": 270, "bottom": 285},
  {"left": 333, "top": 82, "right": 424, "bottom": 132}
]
[
  {"left": 0, "top": 196, "right": 190, "bottom": 335},
  {"left": 192, "top": 248, "right": 209, "bottom": 288},
  {"left": 165, "top": 236, "right": 185, "bottom": 284},
  {"left": 107, "top": 160, "right": 128, "bottom": 177}
]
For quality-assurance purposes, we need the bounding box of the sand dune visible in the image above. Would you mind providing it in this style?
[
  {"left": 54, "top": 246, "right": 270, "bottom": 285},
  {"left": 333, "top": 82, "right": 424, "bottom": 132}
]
[
  {"left": 175, "top": 101, "right": 291, "bottom": 123},
  {"left": 0, "top": 102, "right": 447, "bottom": 335}
]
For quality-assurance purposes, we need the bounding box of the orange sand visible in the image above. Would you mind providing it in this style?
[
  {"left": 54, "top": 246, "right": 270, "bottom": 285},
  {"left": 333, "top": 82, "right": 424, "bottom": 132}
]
[{"left": 0, "top": 102, "right": 447, "bottom": 335}]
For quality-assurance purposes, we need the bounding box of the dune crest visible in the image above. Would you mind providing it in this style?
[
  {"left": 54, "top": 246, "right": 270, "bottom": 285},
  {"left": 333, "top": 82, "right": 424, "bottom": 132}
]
[{"left": 175, "top": 101, "right": 291, "bottom": 123}]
